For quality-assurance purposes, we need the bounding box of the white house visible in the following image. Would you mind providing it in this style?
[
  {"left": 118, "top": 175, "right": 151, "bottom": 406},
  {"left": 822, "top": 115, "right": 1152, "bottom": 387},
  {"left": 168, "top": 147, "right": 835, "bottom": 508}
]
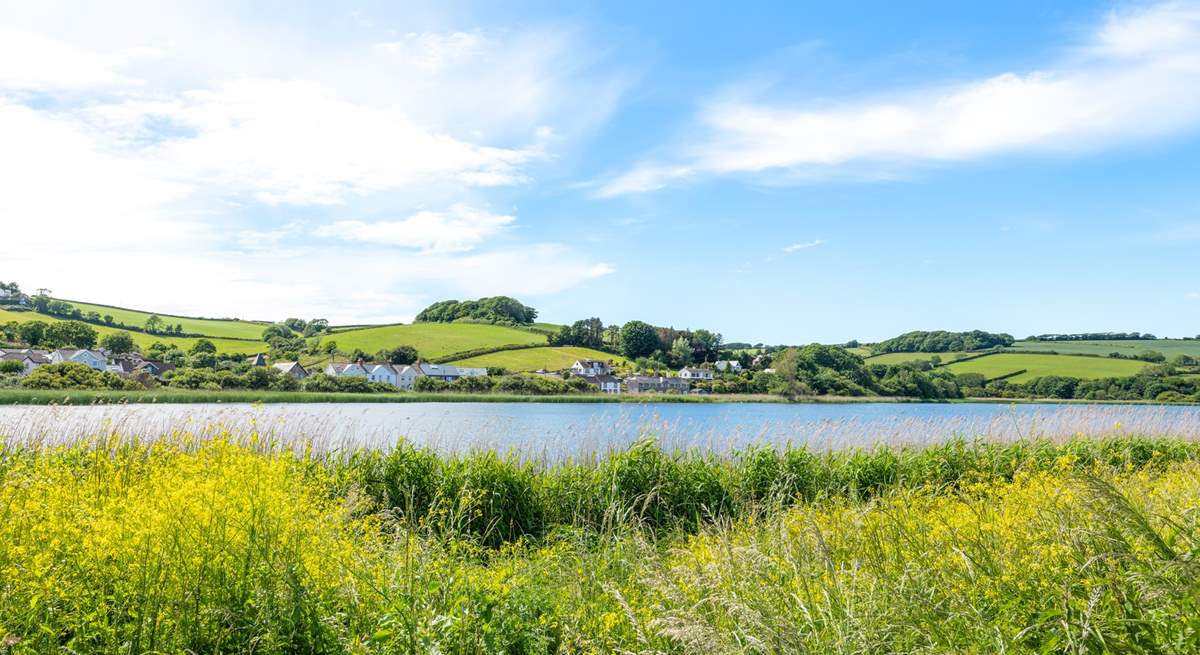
[
  {"left": 678, "top": 367, "right": 714, "bottom": 381},
  {"left": 417, "top": 363, "right": 486, "bottom": 382},
  {"left": 395, "top": 365, "right": 421, "bottom": 390},
  {"left": 272, "top": 362, "right": 309, "bottom": 379},
  {"left": 367, "top": 363, "right": 399, "bottom": 386},
  {"left": 326, "top": 362, "right": 369, "bottom": 378},
  {"left": 714, "top": 360, "right": 743, "bottom": 373},
  {"left": 571, "top": 359, "right": 611, "bottom": 377},
  {"left": 582, "top": 374, "right": 623, "bottom": 394},
  {"left": 50, "top": 349, "right": 108, "bottom": 371}
]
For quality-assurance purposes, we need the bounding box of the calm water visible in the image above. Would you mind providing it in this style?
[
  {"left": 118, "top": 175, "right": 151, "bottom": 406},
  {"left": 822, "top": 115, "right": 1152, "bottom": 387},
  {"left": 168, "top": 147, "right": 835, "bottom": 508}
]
[{"left": 2, "top": 401, "right": 1199, "bottom": 456}]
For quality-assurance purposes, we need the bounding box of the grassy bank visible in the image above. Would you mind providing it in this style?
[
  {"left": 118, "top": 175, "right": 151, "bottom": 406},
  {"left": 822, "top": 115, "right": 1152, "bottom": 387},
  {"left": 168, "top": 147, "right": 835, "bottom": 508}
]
[{"left": 2, "top": 433, "right": 1200, "bottom": 652}]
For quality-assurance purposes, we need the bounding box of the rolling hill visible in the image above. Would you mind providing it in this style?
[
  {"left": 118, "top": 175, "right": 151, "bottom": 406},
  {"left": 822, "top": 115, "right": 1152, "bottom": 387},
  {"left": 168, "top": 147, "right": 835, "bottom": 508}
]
[
  {"left": 449, "top": 346, "right": 627, "bottom": 372},
  {"left": 1010, "top": 339, "right": 1200, "bottom": 358},
  {"left": 942, "top": 352, "right": 1150, "bottom": 383},
  {"left": 314, "top": 323, "right": 548, "bottom": 360},
  {"left": 0, "top": 307, "right": 265, "bottom": 354},
  {"left": 57, "top": 299, "right": 271, "bottom": 341}
]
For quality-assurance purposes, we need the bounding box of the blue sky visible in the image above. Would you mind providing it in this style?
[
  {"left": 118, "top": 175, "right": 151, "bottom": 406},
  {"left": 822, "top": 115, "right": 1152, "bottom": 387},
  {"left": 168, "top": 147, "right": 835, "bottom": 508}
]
[{"left": 2, "top": 1, "right": 1199, "bottom": 343}]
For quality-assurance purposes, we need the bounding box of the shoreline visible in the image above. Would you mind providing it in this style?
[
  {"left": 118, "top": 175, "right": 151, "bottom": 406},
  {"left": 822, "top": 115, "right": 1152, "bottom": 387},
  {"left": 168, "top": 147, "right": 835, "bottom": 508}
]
[{"left": 0, "top": 388, "right": 1194, "bottom": 406}]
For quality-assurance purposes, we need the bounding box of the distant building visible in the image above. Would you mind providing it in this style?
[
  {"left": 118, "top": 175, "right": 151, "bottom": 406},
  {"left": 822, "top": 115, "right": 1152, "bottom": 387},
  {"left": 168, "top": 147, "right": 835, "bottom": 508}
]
[
  {"left": 0, "top": 349, "right": 50, "bottom": 377},
  {"left": 246, "top": 353, "right": 268, "bottom": 367},
  {"left": 581, "top": 374, "right": 623, "bottom": 394},
  {"left": 50, "top": 349, "right": 108, "bottom": 371},
  {"left": 571, "top": 359, "right": 611, "bottom": 377},
  {"left": 714, "top": 360, "right": 743, "bottom": 373},
  {"left": 625, "top": 375, "right": 689, "bottom": 394},
  {"left": 272, "top": 362, "right": 309, "bottom": 379},
  {"left": 678, "top": 367, "right": 714, "bottom": 381},
  {"left": 418, "top": 363, "right": 486, "bottom": 382}
]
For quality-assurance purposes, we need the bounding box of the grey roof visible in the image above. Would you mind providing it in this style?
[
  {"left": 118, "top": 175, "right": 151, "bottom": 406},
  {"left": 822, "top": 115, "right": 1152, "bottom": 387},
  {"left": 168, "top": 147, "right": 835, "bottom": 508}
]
[{"left": 273, "top": 362, "right": 308, "bottom": 374}]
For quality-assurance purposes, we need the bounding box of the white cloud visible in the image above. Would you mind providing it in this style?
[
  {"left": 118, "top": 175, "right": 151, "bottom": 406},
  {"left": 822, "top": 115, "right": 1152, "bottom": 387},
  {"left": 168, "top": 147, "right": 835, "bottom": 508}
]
[
  {"left": 782, "top": 239, "right": 824, "bottom": 252},
  {"left": 601, "top": 1, "right": 1200, "bottom": 195},
  {"left": 315, "top": 204, "right": 515, "bottom": 253},
  {"left": 0, "top": 27, "right": 138, "bottom": 90}
]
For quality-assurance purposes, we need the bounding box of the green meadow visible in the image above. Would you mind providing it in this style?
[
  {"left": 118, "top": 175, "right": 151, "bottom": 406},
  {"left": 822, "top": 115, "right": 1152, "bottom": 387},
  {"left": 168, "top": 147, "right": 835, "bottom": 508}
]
[
  {"left": 944, "top": 352, "right": 1150, "bottom": 382},
  {"left": 316, "top": 322, "right": 548, "bottom": 360},
  {"left": 1011, "top": 339, "right": 1200, "bottom": 358},
  {"left": 449, "top": 346, "right": 628, "bottom": 371},
  {"left": 864, "top": 351, "right": 975, "bottom": 365},
  {"left": 56, "top": 298, "right": 271, "bottom": 340},
  {"left": 0, "top": 308, "right": 265, "bottom": 354}
]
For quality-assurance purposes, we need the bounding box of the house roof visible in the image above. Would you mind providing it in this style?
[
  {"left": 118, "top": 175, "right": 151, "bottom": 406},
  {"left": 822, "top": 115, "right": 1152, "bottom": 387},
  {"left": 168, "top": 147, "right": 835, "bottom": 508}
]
[
  {"left": 582, "top": 374, "right": 622, "bottom": 384},
  {"left": 1, "top": 349, "right": 50, "bottom": 364},
  {"left": 574, "top": 359, "right": 607, "bottom": 367},
  {"left": 273, "top": 362, "right": 307, "bottom": 374},
  {"left": 680, "top": 367, "right": 709, "bottom": 374}
]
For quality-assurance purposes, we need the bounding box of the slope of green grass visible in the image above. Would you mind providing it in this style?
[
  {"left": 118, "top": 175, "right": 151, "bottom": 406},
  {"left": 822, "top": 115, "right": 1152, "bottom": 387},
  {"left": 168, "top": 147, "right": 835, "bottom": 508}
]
[
  {"left": 317, "top": 322, "right": 547, "bottom": 360},
  {"left": 944, "top": 352, "right": 1150, "bottom": 382},
  {"left": 449, "top": 346, "right": 628, "bottom": 371},
  {"left": 1011, "top": 339, "right": 1200, "bottom": 358},
  {"left": 0, "top": 308, "right": 265, "bottom": 355},
  {"left": 57, "top": 298, "right": 270, "bottom": 340}
]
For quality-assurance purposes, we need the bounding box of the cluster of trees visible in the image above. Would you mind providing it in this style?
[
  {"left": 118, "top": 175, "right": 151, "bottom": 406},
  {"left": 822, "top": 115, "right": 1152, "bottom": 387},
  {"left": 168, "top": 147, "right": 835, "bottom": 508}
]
[
  {"left": 961, "top": 367, "right": 1200, "bottom": 402},
  {"left": 1028, "top": 332, "right": 1157, "bottom": 341},
  {"left": 1107, "top": 350, "right": 1168, "bottom": 363},
  {"left": 280, "top": 318, "right": 331, "bottom": 337},
  {"left": 20, "top": 362, "right": 140, "bottom": 390},
  {"left": 414, "top": 297, "right": 538, "bottom": 325},
  {"left": 616, "top": 321, "right": 725, "bottom": 367},
  {"left": 1, "top": 320, "right": 99, "bottom": 349},
  {"left": 414, "top": 373, "right": 593, "bottom": 395},
  {"left": 0, "top": 281, "right": 24, "bottom": 304},
  {"left": 872, "top": 330, "right": 1015, "bottom": 354},
  {"left": 549, "top": 318, "right": 607, "bottom": 349}
]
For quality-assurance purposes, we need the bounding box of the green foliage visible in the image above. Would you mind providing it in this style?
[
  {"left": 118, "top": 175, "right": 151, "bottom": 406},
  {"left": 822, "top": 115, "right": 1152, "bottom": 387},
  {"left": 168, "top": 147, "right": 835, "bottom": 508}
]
[
  {"left": 21, "top": 362, "right": 138, "bottom": 390},
  {"left": 0, "top": 360, "right": 24, "bottom": 374},
  {"left": 375, "top": 344, "right": 419, "bottom": 364},
  {"left": 44, "top": 320, "right": 98, "bottom": 349},
  {"left": 100, "top": 331, "right": 136, "bottom": 354},
  {"left": 415, "top": 296, "right": 538, "bottom": 325},
  {"left": 619, "top": 320, "right": 658, "bottom": 359},
  {"left": 873, "top": 330, "right": 1015, "bottom": 354}
]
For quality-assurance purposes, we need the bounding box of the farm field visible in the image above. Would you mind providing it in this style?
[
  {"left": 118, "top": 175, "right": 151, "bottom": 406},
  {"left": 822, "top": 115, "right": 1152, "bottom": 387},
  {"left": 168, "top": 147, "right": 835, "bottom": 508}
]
[
  {"left": 1011, "top": 339, "right": 1200, "bottom": 358},
  {"left": 316, "top": 322, "right": 548, "bottom": 360},
  {"left": 944, "top": 352, "right": 1150, "bottom": 382},
  {"left": 56, "top": 299, "right": 270, "bottom": 340},
  {"left": 0, "top": 308, "right": 265, "bottom": 355},
  {"left": 449, "top": 346, "right": 628, "bottom": 371},
  {"left": 864, "top": 351, "right": 974, "bottom": 365}
]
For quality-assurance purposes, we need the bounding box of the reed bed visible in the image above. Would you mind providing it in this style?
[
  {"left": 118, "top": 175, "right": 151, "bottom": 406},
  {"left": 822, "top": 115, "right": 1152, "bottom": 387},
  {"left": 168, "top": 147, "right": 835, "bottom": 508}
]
[{"left": 2, "top": 423, "right": 1200, "bottom": 652}]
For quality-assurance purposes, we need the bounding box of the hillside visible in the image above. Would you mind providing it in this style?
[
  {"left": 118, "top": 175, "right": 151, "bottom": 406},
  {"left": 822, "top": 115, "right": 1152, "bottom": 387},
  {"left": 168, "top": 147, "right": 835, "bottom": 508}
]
[
  {"left": 58, "top": 299, "right": 270, "bottom": 341},
  {"left": 315, "top": 323, "right": 548, "bottom": 360},
  {"left": 449, "top": 346, "right": 628, "bottom": 372},
  {"left": 864, "top": 351, "right": 976, "bottom": 365},
  {"left": 1011, "top": 339, "right": 1200, "bottom": 358},
  {"left": 0, "top": 307, "right": 265, "bottom": 354},
  {"left": 942, "top": 352, "right": 1150, "bottom": 383}
]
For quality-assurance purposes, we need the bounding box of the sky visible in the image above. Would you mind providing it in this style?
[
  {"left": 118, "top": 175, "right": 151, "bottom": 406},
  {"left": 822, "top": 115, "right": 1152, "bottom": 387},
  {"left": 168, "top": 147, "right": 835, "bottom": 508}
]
[{"left": 2, "top": 0, "right": 1199, "bottom": 344}]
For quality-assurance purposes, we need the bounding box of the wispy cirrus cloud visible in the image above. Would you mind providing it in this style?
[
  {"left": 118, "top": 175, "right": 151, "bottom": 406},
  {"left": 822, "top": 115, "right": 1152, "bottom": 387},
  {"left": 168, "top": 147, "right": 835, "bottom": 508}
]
[
  {"left": 314, "top": 204, "right": 515, "bottom": 253},
  {"left": 783, "top": 239, "right": 824, "bottom": 253},
  {"left": 598, "top": 2, "right": 1200, "bottom": 196}
]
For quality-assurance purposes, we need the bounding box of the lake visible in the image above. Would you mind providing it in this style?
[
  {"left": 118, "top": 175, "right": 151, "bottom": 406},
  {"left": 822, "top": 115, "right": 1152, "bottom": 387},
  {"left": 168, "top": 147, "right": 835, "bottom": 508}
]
[{"left": 4, "top": 401, "right": 1200, "bottom": 456}]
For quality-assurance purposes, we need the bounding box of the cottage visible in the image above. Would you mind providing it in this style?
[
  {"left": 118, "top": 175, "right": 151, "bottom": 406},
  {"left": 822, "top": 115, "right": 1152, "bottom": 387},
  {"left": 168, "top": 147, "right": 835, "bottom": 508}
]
[
  {"left": 0, "top": 349, "right": 50, "bottom": 377},
  {"left": 625, "top": 375, "right": 690, "bottom": 394},
  {"left": 394, "top": 365, "right": 421, "bottom": 390},
  {"left": 714, "top": 360, "right": 743, "bottom": 373},
  {"left": 417, "top": 363, "right": 486, "bottom": 382},
  {"left": 272, "top": 362, "right": 309, "bottom": 379},
  {"left": 246, "top": 353, "right": 268, "bottom": 367},
  {"left": 581, "top": 374, "right": 623, "bottom": 394},
  {"left": 326, "top": 361, "right": 369, "bottom": 378},
  {"left": 571, "top": 359, "right": 611, "bottom": 377},
  {"left": 678, "top": 367, "right": 714, "bottom": 381},
  {"left": 367, "top": 363, "right": 399, "bottom": 386},
  {"left": 134, "top": 360, "right": 175, "bottom": 376},
  {"left": 50, "top": 348, "right": 108, "bottom": 371}
]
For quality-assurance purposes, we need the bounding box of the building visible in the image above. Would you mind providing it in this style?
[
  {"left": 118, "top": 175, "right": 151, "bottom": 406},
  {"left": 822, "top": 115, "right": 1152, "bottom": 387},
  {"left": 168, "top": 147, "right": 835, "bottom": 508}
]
[
  {"left": 417, "top": 363, "right": 487, "bottom": 382},
  {"left": 0, "top": 349, "right": 50, "bottom": 376},
  {"left": 272, "top": 362, "right": 309, "bottom": 379},
  {"left": 246, "top": 353, "right": 268, "bottom": 367},
  {"left": 325, "top": 361, "right": 369, "bottom": 378},
  {"left": 581, "top": 374, "right": 623, "bottom": 394},
  {"left": 571, "top": 359, "right": 611, "bottom": 377},
  {"left": 714, "top": 360, "right": 743, "bottom": 373},
  {"left": 325, "top": 361, "right": 422, "bottom": 389},
  {"left": 678, "top": 367, "right": 714, "bottom": 381},
  {"left": 625, "top": 375, "right": 690, "bottom": 394},
  {"left": 134, "top": 360, "right": 176, "bottom": 376},
  {"left": 50, "top": 349, "right": 108, "bottom": 371}
]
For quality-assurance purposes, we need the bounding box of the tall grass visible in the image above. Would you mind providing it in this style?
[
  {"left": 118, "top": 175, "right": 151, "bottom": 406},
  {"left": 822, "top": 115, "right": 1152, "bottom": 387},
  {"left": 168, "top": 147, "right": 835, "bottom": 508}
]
[{"left": 2, "top": 431, "right": 1200, "bottom": 652}]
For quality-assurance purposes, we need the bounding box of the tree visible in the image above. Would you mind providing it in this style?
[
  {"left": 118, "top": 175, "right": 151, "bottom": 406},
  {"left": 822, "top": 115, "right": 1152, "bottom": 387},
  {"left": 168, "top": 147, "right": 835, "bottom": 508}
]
[
  {"left": 690, "top": 329, "right": 722, "bottom": 363},
  {"left": 0, "top": 360, "right": 24, "bottom": 374},
  {"left": 282, "top": 318, "right": 307, "bottom": 333},
  {"left": 144, "top": 314, "right": 165, "bottom": 334},
  {"left": 30, "top": 295, "right": 50, "bottom": 313},
  {"left": 321, "top": 340, "right": 339, "bottom": 356},
  {"left": 620, "top": 321, "right": 658, "bottom": 359},
  {"left": 100, "top": 331, "right": 136, "bottom": 354},
  {"left": 376, "top": 345, "right": 419, "bottom": 365},
  {"left": 45, "top": 321, "right": 97, "bottom": 349},
  {"left": 670, "top": 336, "right": 693, "bottom": 366},
  {"left": 102, "top": 314, "right": 114, "bottom": 325},
  {"left": 189, "top": 338, "right": 218, "bottom": 355},
  {"left": 17, "top": 321, "right": 48, "bottom": 346},
  {"left": 261, "top": 323, "right": 295, "bottom": 341},
  {"left": 303, "top": 319, "right": 330, "bottom": 337}
]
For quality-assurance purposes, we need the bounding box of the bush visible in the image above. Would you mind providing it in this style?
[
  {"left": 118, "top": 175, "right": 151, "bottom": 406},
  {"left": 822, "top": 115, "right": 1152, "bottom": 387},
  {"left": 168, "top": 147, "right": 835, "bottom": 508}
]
[{"left": 21, "top": 362, "right": 139, "bottom": 390}]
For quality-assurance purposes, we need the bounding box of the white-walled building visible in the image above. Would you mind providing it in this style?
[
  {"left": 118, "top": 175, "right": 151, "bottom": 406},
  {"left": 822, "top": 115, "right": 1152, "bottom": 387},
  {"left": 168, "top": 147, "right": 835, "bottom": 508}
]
[
  {"left": 678, "top": 367, "right": 714, "bottom": 381},
  {"left": 571, "top": 359, "right": 611, "bottom": 377}
]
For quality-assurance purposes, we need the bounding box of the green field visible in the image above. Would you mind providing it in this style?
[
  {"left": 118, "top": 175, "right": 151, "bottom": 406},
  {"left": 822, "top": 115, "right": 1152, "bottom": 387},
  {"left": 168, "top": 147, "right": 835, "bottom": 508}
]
[
  {"left": 57, "top": 298, "right": 270, "bottom": 340},
  {"left": 0, "top": 308, "right": 265, "bottom": 355},
  {"left": 944, "top": 352, "right": 1150, "bottom": 382},
  {"left": 316, "top": 322, "right": 548, "bottom": 359},
  {"left": 1011, "top": 339, "right": 1200, "bottom": 358},
  {"left": 864, "top": 351, "right": 976, "bottom": 365},
  {"left": 449, "top": 346, "right": 628, "bottom": 371}
]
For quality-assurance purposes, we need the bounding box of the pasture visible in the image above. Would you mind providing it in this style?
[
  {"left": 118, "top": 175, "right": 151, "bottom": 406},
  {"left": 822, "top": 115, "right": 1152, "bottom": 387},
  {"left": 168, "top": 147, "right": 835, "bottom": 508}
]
[
  {"left": 56, "top": 299, "right": 271, "bottom": 340},
  {"left": 1012, "top": 339, "right": 1200, "bottom": 358},
  {"left": 863, "top": 351, "right": 975, "bottom": 365},
  {"left": 0, "top": 308, "right": 265, "bottom": 354},
  {"left": 449, "top": 346, "right": 628, "bottom": 371},
  {"left": 943, "top": 352, "right": 1150, "bottom": 382},
  {"left": 316, "top": 322, "right": 548, "bottom": 360}
]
